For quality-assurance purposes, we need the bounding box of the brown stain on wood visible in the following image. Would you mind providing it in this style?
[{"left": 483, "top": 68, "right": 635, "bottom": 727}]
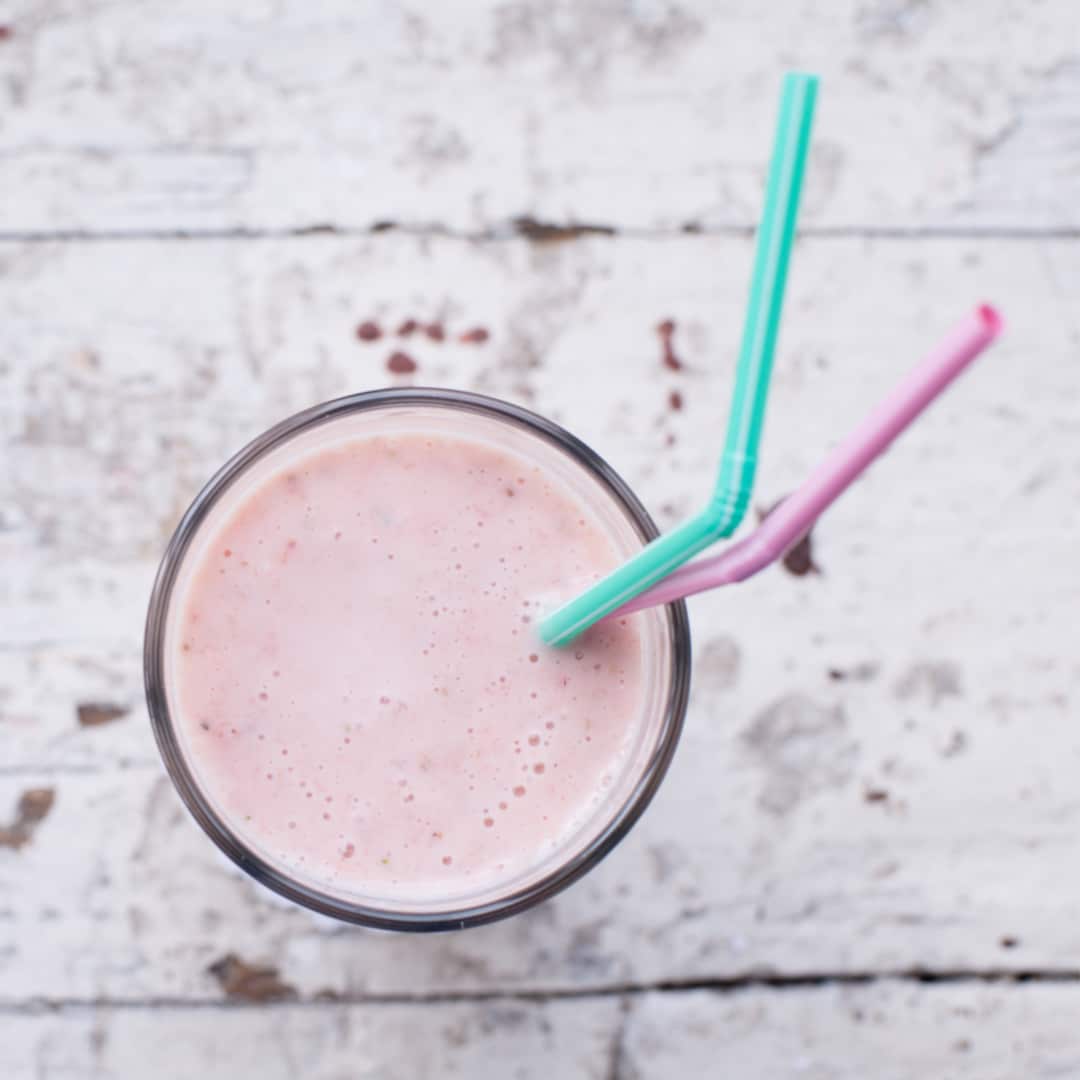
[
  {"left": 207, "top": 954, "right": 297, "bottom": 1002},
  {"left": 758, "top": 497, "right": 821, "bottom": 577},
  {"left": 657, "top": 319, "right": 683, "bottom": 371},
  {"left": 77, "top": 702, "right": 130, "bottom": 727},
  {"left": 780, "top": 533, "right": 818, "bottom": 577},
  {"left": 459, "top": 326, "right": 490, "bottom": 345},
  {"left": 387, "top": 351, "right": 418, "bottom": 374},
  {"left": 0, "top": 788, "right": 56, "bottom": 850},
  {"left": 512, "top": 216, "right": 615, "bottom": 243}
]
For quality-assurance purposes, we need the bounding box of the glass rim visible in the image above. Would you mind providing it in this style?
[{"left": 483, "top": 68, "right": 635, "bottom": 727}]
[{"left": 144, "top": 387, "right": 691, "bottom": 931}]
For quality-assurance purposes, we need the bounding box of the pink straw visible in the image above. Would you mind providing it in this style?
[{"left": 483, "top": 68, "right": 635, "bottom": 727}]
[{"left": 615, "top": 304, "right": 1003, "bottom": 617}]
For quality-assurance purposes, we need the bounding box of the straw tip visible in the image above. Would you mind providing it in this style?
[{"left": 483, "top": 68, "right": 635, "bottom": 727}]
[
  {"left": 784, "top": 71, "right": 820, "bottom": 88},
  {"left": 977, "top": 303, "right": 1004, "bottom": 336}
]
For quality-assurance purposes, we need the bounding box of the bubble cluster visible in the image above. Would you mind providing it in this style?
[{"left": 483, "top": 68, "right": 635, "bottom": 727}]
[{"left": 175, "top": 430, "right": 648, "bottom": 895}]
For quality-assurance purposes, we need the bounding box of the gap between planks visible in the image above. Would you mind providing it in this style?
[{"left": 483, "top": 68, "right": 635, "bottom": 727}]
[
  {"left": 0, "top": 223, "right": 1079, "bottom": 245},
  {"left": 6, "top": 970, "right": 1080, "bottom": 1013}
]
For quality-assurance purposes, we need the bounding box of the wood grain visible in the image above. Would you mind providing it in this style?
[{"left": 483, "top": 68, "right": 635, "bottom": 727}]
[{"left": 0, "top": 1, "right": 1077, "bottom": 235}]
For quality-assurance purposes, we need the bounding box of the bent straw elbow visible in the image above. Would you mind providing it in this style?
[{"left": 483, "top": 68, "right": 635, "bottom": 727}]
[
  {"left": 537, "top": 512, "right": 719, "bottom": 646},
  {"left": 707, "top": 481, "right": 754, "bottom": 539},
  {"left": 537, "top": 73, "right": 819, "bottom": 646}
]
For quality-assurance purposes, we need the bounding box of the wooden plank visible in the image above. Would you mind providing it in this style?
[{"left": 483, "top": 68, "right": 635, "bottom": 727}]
[
  {"left": 2, "top": 233, "right": 1079, "bottom": 1000},
  {"left": 0, "top": 1, "right": 1077, "bottom": 234},
  {"left": 621, "top": 982, "right": 1080, "bottom": 1078},
  {"left": 6, "top": 983, "right": 1080, "bottom": 1078},
  {"left": 1, "top": 997, "right": 623, "bottom": 1080}
]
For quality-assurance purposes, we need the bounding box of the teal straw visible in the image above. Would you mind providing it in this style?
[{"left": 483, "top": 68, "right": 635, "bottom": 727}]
[{"left": 539, "top": 72, "right": 819, "bottom": 647}]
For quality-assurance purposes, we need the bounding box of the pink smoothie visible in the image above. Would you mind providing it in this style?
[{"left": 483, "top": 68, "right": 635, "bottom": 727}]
[{"left": 170, "top": 429, "right": 652, "bottom": 904}]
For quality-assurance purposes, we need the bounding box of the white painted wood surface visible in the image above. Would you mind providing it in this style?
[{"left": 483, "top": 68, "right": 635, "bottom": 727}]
[
  {"left": 8, "top": 983, "right": 1080, "bottom": 1079},
  {"left": 1, "top": 0, "right": 1078, "bottom": 234},
  {"left": 2, "top": 1, "right": 1079, "bottom": 1076}
]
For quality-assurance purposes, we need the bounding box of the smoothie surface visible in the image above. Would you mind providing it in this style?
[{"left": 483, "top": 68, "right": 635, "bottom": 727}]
[{"left": 172, "top": 432, "right": 646, "bottom": 900}]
